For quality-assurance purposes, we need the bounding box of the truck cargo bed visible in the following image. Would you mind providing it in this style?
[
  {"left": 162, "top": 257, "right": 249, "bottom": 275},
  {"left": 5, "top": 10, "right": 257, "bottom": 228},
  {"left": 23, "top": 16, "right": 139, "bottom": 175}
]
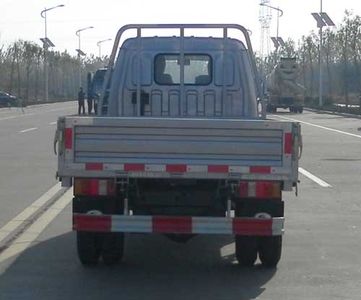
[{"left": 57, "top": 116, "right": 299, "bottom": 188}]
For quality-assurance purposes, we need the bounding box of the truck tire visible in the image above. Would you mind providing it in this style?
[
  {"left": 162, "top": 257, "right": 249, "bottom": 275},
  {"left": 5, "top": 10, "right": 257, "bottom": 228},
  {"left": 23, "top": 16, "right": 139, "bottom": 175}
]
[
  {"left": 258, "top": 236, "right": 282, "bottom": 268},
  {"left": 235, "top": 236, "right": 258, "bottom": 267},
  {"left": 298, "top": 107, "right": 303, "bottom": 113},
  {"left": 234, "top": 202, "right": 259, "bottom": 266},
  {"left": 101, "top": 232, "right": 124, "bottom": 266},
  {"left": 77, "top": 232, "right": 102, "bottom": 266}
]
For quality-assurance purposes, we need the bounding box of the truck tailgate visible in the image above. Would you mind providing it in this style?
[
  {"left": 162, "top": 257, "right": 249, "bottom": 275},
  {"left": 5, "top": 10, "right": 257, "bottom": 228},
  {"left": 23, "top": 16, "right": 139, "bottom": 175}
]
[{"left": 57, "top": 117, "right": 300, "bottom": 187}]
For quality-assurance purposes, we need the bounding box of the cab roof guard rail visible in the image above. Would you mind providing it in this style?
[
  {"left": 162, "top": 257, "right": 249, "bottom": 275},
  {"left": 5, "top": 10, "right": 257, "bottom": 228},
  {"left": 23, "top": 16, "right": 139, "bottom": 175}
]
[{"left": 100, "top": 24, "right": 261, "bottom": 117}]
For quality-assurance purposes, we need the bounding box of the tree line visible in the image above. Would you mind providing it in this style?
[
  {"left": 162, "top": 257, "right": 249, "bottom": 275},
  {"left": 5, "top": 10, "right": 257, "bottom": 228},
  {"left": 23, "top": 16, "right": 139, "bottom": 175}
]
[
  {"left": 1, "top": 11, "right": 360, "bottom": 107},
  {"left": 260, "top": 10, "right": 361, "bottom": 108},
  {"left": 0, "top": 40, "right": 107, "bottom": 103}
]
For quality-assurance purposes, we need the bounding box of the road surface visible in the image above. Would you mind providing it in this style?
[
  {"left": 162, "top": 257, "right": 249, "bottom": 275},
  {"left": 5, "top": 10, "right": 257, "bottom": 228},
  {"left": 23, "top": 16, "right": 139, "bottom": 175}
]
[{"left": 0, "top": 105, "right": 360, "bottom": 300}]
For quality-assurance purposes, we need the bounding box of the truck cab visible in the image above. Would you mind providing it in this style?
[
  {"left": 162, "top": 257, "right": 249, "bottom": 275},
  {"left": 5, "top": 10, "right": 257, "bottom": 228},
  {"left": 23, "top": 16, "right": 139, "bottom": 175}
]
[{"left": 102, "top": 36, "right": 259, "bottom": 119}]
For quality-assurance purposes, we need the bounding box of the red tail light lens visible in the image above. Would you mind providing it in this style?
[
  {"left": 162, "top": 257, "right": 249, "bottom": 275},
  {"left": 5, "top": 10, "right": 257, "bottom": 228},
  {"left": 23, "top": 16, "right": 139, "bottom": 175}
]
[
  {"left": 239, "top": 181, "right": 281, "bottom": 199},
  {"left": 74, "top": 178, "right": 116, "bottom": 196}
]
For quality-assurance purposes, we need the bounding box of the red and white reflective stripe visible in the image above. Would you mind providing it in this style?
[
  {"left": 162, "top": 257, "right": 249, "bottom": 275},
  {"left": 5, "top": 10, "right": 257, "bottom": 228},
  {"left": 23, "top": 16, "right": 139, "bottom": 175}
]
[
  {"left": 124, "top": 163, "right": 145, "bottom": 172},
  {"left": 86, "top": 163, "right": 103, "bottom": 171},
  {"left": 77, "top": 163, "right": 273, "bottom": 174},
  {"left": 208, "top": 165, "right": 229, "bottom": 173},
  {"left": 250, "top": 166, "right": 271, "bottom": 174},
  {"left": 166, "top": 164, "right": 187, "bottom": 173},
  {"left": 73, "top": 214, "right": 284, "bottom": 236},
  {"left": 153, "top": 216, "right": 192, "bottom": 233},
  {"left": 74, "top": 215, "right": 112, "bottom": 232}
]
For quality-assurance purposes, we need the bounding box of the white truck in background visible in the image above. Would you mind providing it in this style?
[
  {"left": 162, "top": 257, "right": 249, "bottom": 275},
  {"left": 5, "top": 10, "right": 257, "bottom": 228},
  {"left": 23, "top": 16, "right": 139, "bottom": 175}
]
[
  {"left": 266, "top": 57, "right": 305, "bottom": 113},
  {"left": 55, "top": 24, "right": 302, "bottom": 268}
]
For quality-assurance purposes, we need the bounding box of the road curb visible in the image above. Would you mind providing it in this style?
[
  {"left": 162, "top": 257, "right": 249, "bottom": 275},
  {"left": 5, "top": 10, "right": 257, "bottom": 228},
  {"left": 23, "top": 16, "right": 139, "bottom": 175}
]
[
  {"left": 304, "top": 107, "right": 361, "bottom": 119},
  {"left": 0, "top": 185, "right": 68, "bottom": 254}
]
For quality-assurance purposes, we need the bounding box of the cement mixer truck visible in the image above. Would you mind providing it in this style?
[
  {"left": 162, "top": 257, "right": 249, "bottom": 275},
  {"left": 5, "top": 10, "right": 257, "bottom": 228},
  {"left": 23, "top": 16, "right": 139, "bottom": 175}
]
[{"left": 265, "top": 57, "right": 305, "bottom": 113}]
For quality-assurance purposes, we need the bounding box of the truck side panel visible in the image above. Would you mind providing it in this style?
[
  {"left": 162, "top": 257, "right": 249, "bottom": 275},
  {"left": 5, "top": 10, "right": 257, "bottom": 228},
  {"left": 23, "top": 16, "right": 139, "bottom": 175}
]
[{"left": 58, "top": 117, "right": 299, "bottom": 187}]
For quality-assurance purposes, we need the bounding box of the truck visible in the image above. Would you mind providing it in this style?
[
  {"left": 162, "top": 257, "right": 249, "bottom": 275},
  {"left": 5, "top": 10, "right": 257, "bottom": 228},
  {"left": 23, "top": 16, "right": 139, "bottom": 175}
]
[
  {"left": 265, "top": 57, "right": 305, "bottom": 113},
  {"left": 87, "top": 68, "right": 107, "bottom": 114},
  {"left": 55, "top": 24, "right": 302, "bottom": 268}
]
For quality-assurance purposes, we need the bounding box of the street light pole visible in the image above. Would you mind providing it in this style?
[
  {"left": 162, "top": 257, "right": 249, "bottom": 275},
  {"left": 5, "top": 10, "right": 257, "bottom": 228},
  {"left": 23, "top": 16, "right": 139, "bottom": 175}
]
[
  {"left": 40, "top": 4, "right": 64, "bottom": 102},
  {"left": 275, "top": 7, "right": 283, "bottom": 53},
  {"left": 260, "top": 3, "right": 283, "bottom": 52},
  {"left": 312, "top": 0, "right": 334, "bottom": 107},
  {"left": 97, "top": 38, "right": 112, "bottom": 58},
  {"left": 42, "top": 10, "right": 48, "bottom": 102},
  {"left": 75, "top": 26, "right": 94, "bottom": 87},
  {"left": 319, "top": 0, "right": 324, "bottom": 108}
]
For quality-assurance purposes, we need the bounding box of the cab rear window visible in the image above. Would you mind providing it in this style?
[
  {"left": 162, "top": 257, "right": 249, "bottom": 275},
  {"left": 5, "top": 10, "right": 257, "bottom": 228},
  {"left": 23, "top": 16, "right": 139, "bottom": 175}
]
[{"left": 154, "top": 54, "right": 212, "bottom": 85}]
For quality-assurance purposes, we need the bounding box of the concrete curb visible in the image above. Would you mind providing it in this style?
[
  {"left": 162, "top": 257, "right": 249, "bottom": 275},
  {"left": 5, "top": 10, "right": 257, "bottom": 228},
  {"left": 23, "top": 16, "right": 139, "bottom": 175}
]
[{"left": 304, "top": 107, "right": 361, "bottom": 119}]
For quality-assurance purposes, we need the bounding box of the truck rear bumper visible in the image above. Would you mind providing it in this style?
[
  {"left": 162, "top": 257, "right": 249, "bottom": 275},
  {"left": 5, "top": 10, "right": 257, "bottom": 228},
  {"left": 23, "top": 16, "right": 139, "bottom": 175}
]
[{"left": 73, "top": 214, "right": 284, "bottom": 236}]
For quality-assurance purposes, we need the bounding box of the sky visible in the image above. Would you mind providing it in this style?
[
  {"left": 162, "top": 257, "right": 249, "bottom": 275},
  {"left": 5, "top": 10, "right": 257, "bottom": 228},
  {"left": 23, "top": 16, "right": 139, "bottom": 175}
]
[{"left": 0, "top": 0, "right": 360, "bottom": 58}]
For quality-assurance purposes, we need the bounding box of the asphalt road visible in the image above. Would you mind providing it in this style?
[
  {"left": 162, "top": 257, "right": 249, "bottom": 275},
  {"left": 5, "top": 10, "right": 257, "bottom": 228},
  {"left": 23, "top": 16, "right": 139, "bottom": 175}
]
[
  {"left": 0, "top": 102, "right": 76, "bottom": 229},
  {"left": 0, "top": 106, "right": 361, "bottom": 300}
]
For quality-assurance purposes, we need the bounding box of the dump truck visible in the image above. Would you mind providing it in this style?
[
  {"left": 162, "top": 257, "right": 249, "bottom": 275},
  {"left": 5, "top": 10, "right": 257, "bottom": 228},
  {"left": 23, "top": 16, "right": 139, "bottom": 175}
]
[
  {"left": 55, "top": 24, "right": 302, "bottom": 268},
  {"left": 265, "top": 57, "right": 305, "bottom": 113}
]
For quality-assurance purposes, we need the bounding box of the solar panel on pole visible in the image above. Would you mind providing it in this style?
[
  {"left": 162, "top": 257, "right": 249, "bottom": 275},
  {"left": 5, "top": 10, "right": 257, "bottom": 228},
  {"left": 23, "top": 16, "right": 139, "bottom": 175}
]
[
  {"left": 271, "top": 37, "right": 279, "bottom": 48},
  {"left": 311, "top": 13, "right": 326, "bottom": 28},
  {"left": 320, "top": 12, "right": 335, "bottom": 26},
  {"left": 277, "top": 37, "right": 286, "bottom": 47}
]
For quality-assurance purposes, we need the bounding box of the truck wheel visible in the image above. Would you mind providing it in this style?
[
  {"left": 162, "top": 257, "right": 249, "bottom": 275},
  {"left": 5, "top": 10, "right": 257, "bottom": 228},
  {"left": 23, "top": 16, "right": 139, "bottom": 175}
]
[
  {"left": 77, "top": 232, "right": 102, "bottom": 266},
  {"left": 298, "top": 107, "right": 303, "bottom": 113},
  {"left": 101, "top": 233, "right": 124, "bottom": 266},
  {"left": 258, "top": 236, "right": 282, "bottom": 268},
  {"left": 235, "top": 236, "right": 258, "bottom": 267}
]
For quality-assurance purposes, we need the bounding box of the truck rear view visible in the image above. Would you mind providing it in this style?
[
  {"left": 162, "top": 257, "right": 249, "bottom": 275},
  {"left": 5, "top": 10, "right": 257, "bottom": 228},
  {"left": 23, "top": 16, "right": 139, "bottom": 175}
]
[
  {"left": 266, "top": 57, "right": 305, "bottom": 113},
  {"left": 55, "top": 24, "right": 302, "bottom": 268}
]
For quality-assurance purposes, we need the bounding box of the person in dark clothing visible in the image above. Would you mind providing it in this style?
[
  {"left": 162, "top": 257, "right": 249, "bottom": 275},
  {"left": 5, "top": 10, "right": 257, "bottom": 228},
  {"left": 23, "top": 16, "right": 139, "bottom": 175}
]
[
  {"left": 87, "top": 73, "right": 93, "bottom": 114},
  {"left": 78, "top": 87, "right": 85, "bottom": 115},
  {"left": 87, "top": 93, "right": 93, "bottom": 114}
]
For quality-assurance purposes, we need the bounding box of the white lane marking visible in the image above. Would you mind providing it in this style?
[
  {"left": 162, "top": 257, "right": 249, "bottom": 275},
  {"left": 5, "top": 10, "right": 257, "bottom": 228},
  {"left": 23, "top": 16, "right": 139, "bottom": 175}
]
[
  {"left": 0, "top": 104, "right": 75, "bottom": 122},
  {"left": 0, "top": 116, "right": 17, "bottom": 121},
  {"left": 0, "top": 183, "right": 62, "bottom": 243},
  {"left": 0, "top": 188, "right": 72, "bottom": 263},
  {"left": 49, "top": 121, "right": 57, "bottom": 125},
  {"left": 299, "top": 167, "right": 332, "bottom": 188},
  {"left": 273, "top": 115, "right": 361, "bottom": 139},
  {"left": 19, "top": 127, "right": 38, "bottom": 133}
]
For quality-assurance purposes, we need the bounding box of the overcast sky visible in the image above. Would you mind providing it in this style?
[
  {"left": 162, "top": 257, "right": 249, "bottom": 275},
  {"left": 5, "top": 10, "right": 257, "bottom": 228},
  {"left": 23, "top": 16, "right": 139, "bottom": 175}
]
[{"left": 0, "top": 0, "right": 360, "bottom": 57}]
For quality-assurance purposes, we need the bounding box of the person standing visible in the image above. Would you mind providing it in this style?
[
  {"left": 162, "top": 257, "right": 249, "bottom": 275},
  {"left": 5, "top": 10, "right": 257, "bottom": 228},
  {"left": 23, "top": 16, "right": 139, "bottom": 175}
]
[
  {"left": 87, "top": 92, "right": 93, "bottom": 114},
  {"left": 87, "top": 72, "right": 93, "bottom": 114},
  {"left": 78, "top": 87, "right": 85, "bottom": 115}
]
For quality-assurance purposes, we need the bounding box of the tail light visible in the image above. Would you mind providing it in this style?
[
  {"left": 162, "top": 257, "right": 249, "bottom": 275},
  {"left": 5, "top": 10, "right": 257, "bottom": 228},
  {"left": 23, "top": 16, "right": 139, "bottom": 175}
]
[
  {"left": 64, "top": 128, "right": 73, "bottom": 150},
  {"left": 74, "top": 178, "right": 116, "bottom": 196},
  {"left": 239, "top": 181, "right": 281, "bottom": 199}
]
